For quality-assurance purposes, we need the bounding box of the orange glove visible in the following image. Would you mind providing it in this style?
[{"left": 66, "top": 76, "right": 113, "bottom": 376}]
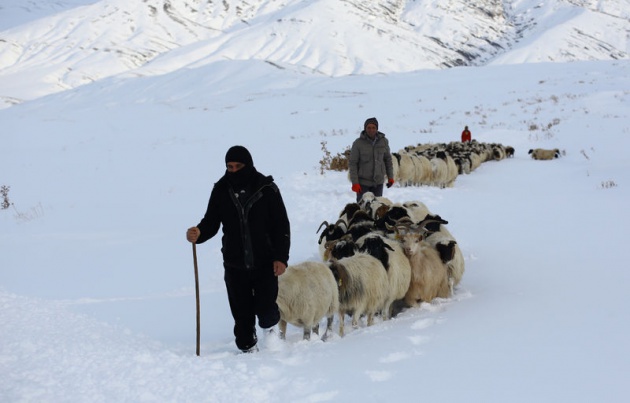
[
  {"left": 351, "top": 183, "right": 362, "bottom": 193},
  {"left": 386, "top": 178, "right": 395, "bottom": 188}
]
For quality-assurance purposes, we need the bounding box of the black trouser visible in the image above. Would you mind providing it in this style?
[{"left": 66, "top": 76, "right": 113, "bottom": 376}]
[
  {"left": 356, "top": 184, "right": 384, "bottom": 203},
  {"left": 223, "top": 264, "right": 280, "bottom": 351}
]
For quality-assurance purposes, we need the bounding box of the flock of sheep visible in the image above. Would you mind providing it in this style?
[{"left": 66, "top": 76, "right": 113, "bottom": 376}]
[
  {"left": 391, "top": 140, "right": 515, "bottom": 188},
  {"left": 276, "top": 192, "right": 464, "bottom": 341},
  {"left": 385, "top": 141, "right": 561, "bottom": 188},
  {"left": 275, "top": 141, "right": 563, "bottom": 341}
]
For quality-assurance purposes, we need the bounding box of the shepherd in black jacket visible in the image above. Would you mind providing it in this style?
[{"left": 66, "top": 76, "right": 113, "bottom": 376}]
[{"left": 186, "top": 145, "right": 291, "bottom": 353}]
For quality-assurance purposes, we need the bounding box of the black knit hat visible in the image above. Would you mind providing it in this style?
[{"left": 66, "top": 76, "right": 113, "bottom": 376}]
[
  {"left": 225, "top": 145, "right": 253, "bottom": 166},
  {"left": 364, "top": 117, "right": 378, "bottom": 130}
]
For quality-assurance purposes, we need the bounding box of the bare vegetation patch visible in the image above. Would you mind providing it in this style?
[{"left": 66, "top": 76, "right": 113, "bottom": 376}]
[
  {"left": 1, "top": 185, "right": 11, "bottom": 210},
  {"left": 319, "top": 141, "right": 350, "bottom": 174}
]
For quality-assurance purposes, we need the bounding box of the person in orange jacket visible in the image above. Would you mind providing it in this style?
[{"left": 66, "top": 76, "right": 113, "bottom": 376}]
[{"left": 461, "top": 126, "right": 471, "bottom": 142}]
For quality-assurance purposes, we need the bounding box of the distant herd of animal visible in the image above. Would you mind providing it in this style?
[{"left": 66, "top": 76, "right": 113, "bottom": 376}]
[
  {"left": 389, "top": 140, "right": 561, "bottom": 189},
  {"left": 275, "top": 141, "right": 561, "bottom": 341}
]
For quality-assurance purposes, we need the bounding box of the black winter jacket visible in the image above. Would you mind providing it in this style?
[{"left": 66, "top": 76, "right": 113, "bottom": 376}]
[{"left": 196, "top": 171, "right": 291, "bottom": 270}]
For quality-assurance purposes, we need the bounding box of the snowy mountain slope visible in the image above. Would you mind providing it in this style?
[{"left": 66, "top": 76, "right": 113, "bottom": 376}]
[
  {"left": 490, "top": 0, "right": 630, "bottom": 65},
  {"left": 0, "top": 0, "right": 98, "bottom": 31},
  {"left": 0, "top": 0, "right": 628, "bottom": 108}
]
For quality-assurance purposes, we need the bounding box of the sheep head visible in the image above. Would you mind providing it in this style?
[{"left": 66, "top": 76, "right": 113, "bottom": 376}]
[
  {"left": 373, "top": 204, "right": 390, "bottom": 220},
  {"left": 317, "top": 221, "right": 346, "bottom": 244},
  {"left": 393, "top": 217, "right": 449, "bottom": 257},
  {"left": 325, "top": 235, "right": 356, "bottom": 261}
]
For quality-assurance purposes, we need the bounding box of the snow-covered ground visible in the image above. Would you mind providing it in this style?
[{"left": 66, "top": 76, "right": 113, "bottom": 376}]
[
  {"left": 1, "top": 0, "right": 630, "bottom": 401},
  {"left": 2, "top": 58, "right": 629, "bottom": 402}
]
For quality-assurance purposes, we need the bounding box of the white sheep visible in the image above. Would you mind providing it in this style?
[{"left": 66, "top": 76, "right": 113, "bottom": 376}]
[
  {"left": 328, "top": 253, "right": 390, "bottom": 336},
  {"left": 411, "top": 153, "right": 433, "bottom": 185},
  {"left": 444, "top": 152, "right": 458, "bottom": 187},
  {"left": 528, "top": 148, "right": 560, "bottom": 160},
  {"left": 277, "top": 261, "right": 339, "bottom": 341},
  {"left": 394, "top": 151, "right": 415, "bottom": 186},
  {"left": 395, "top": 220, "right": 451, "bottom": 305},
  {"left": 429, "top": 153, "right": 449, "bottom": 188},
  {"left": 402, "top": 201, "right": 431, "bottom": 223}
]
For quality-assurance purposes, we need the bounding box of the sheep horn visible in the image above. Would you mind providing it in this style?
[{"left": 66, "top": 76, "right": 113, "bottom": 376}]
[
  {"left": 316, "top": 221, "right": 330, "bottom": 234},
  {"left": 334, "top": 218, "right": 349, "bottom": 232},
  {"left": 386, "top": 220, "right": 413, "bottom": 236},
  {"left": 394, "top": 217, "right": 415, "bottom": 227}
]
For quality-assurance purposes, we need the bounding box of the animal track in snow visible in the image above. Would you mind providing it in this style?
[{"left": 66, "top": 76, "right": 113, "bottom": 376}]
[
  {"left": 379, "top": 351, "right": 409, "bottom": 363},
  {"left": 411, "top": 317, "right": 437, "bottom": 330},
  {"left": 365, "top": 370, "right": 393, "bottom": 382}
]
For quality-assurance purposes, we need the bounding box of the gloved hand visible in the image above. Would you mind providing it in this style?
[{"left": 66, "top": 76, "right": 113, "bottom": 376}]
[
  {"left": 386, "top": 178, "right": 395, "bottom": 188},
  {"left": 351, "top": 183, "right": 362, "bottom": 193}
]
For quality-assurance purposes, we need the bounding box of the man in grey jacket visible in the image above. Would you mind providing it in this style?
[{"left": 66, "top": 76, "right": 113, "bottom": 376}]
[{"left": 348, "top": 117, "right": 395, "bottom": 202}]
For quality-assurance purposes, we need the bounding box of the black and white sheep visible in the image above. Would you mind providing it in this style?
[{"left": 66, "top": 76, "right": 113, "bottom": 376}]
[
  {"left": 317, "top": 220, "right": 347, "bottom": 261},
  {"left": 356, "top": 233, "right": 412, "bottom": 319},
  {"left": 425, "top": 231, "right": 465, "bottom": 295},
  {"left": 359, "top": 192, "right": 393, "bottom": 219}
]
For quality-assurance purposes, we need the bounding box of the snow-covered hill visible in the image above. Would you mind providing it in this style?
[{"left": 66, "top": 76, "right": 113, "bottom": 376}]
[
  {"left": 0, "top": 0, "right": 628, "bottom": 107},
  {"left": 2, "top": 1, "right": 630, "bottom": 401}
]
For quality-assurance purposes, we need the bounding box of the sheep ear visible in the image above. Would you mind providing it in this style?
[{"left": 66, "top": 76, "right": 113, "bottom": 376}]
[{"left": 417, "top": 216, "right": 448, "bottom": 231}]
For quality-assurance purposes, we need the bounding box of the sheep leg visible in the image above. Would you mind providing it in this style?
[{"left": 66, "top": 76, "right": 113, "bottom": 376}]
[
  {"left": 367, "top": 313, "right": 374, "bottom": 327},
  {"left": 382, "top": 304, "right": 391, "bottom": 321},
  {"left": 404, "top": 294, "right": 420, "bottom": 308},
  {"left": 339, "top": 309, "right": 346, "bottom": 337},
  {"left": 322, "top": 316, "right": 334, "bottom": 341},
  {"left": 279, "top": 319, "right": 287, "bottom": 340},
  {"left": 351, "top": 313, "right": 360, "bottom": 329},
  {"left": 303, "top": 328, "right": 311, "bottom": 341},
  {"left": 312, "top": 323, "right": 320, "bottom": 336}
]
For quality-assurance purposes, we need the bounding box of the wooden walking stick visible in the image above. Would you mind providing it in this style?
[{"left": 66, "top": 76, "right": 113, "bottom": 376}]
[{"left": 192, "top": 242, "right": 201, "bottom": 356}]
